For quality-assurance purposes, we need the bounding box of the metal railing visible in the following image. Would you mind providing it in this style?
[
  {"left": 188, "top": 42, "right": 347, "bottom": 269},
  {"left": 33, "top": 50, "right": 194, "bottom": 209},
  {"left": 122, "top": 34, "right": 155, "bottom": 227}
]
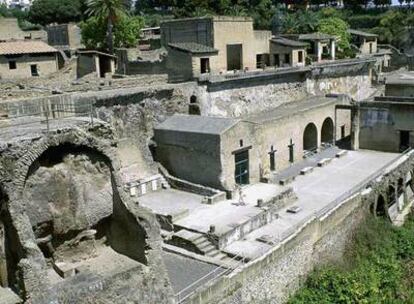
[
  {"left": 0, "top": 102, "right": 96, "bottom": 134},
  {"left": 175, "top": 253, "right": 244, "bottom": 304}
]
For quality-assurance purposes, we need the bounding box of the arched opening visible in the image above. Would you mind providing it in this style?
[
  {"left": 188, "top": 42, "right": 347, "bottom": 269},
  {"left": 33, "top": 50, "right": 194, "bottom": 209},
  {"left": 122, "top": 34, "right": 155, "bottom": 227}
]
[
  {"left": 189, "top": 95, "right": 200, "bottom": 115},
  {"left": 321, "top": 117, "right": 334, "bottom": 147},
  {"left": 303, "top": 123, "right": 318, "bottom": 153},
  {"left": 23, "top": 143, "right": 148, "bottom": 282},
  {"left": 387, "top": 185, "right": 396, "bottom": 207},
  {"left": 376, "top": 194, "right": 387, "bottom": 217},
  {"left": 0, "top": 188, "right": 18, "bottom": 290}
]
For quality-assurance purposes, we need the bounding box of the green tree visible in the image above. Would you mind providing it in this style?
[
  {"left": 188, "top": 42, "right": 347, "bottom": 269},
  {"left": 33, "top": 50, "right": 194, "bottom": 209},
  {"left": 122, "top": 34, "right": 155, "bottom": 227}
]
[
  {"left": 317, "top": 17, "right": 351, "bottom": 55},
  {"left": 86, "top": 0, "right": 126, "bottom": 53},
  {"left": 28, "top": 0, "right": 84, "bottom": 25},
  {"left": 80, "top": 14, "right": 143, "bottom": 49}
]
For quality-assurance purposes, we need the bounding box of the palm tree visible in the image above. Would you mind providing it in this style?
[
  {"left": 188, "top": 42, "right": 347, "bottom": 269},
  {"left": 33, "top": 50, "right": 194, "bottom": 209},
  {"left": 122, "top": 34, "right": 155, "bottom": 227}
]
[{"left": 86, "top": 0, "right": 125, "bottom": 54}]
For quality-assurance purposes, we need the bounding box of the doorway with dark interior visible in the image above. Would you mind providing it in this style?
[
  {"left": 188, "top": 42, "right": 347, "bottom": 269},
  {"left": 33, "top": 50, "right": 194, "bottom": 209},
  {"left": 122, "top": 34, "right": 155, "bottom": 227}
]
[
  {"left": 227, "top": 44, "right": 243, "bottom": 71},
  {"left": 200, "top": 58, "right": 210, "bottom": 74},
  {"left": 400, "top": 130, "right": 410, "bottom": 152},
  {"left": 235, "top": 150, "right": 249, "bottom": 185}
]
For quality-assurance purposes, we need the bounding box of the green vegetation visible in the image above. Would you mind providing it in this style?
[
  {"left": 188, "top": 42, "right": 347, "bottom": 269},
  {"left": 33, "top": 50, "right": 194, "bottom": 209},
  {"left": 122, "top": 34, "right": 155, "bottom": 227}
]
[
  {"left": 80, "top": 15, "right": 144, "bottom": 50},
  {"left": 288, "top": 214, "right": 414, "bottom": 303},
  {"left": 28, "top": 0, "right": 85, "bottom": 25},
  {"left": 84, "top": 0, "right": 139, "bottom": 53}
]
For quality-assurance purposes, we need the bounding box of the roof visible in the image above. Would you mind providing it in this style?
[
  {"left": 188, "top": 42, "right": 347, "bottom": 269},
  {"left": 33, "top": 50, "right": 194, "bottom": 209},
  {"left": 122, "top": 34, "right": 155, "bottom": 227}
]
[
  {"left": 270, "top": 37, "right": 308, "bottom": 48},
  {"left": 168, "top": 42, "right": 218, "bottom": 55},
  {"left": 161, "top": 16, "right": 252, "bottom": 25},
  {"left": 155, "top": 114, "right": 240, "bottom": 135},
  {"left": 246, "top": 96, "right": 338, "bottom": 124},
  {"left": 348, "top": 29, "right": 378, "bottom": 38},
  {"left": 299, "top": 32, "right": 336, "bottom": 41},
  {"left": 386, "top": 72, "right": 414, "bottom": 86},
  {"left": 77, "top": 50, "right": 117, "bottom": 58},
  {"left": 0, "top": 40, "right": 57, "bottom": 55}
]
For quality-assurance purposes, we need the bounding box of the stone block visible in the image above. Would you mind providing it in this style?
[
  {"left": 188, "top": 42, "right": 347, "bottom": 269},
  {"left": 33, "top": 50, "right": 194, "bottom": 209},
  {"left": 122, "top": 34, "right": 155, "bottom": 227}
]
[
  {"left": 279, "top": 176, "right": 295, "bottom": 186},
  {"left": 300, "top": 166, "right": 314, "bottom": 175},
  {"left": 53, "top": 262, "right": 76, "bottom": 278},
  {"left": 336, "top": 150, "right": 348, "bottom": 158},
  {"left": 317, "top": 158, "right": 332, "bottom": 167}
]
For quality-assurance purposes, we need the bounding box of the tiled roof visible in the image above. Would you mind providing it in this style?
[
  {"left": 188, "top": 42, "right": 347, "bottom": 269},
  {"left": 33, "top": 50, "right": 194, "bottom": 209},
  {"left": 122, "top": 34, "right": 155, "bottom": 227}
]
[
  {"left": 299, "top": 32, "right": 336, "bottom": 41},
  {"left": 0, "top": 40, "right": 58, "bottom": 55},
  {"left": 168, "top": 42, "right": 218, "bottom": 54},
  {"left": 348, "top": 29, "right": 378, "bottom": 38},
  {"left": 271, "top": 37, "right": 308, "bottom": 48}
]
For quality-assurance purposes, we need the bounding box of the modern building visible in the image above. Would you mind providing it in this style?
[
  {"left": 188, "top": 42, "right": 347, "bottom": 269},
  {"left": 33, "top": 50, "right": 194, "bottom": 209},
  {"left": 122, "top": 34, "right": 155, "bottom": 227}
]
[{"left": 0, "top": 40, "right": 58, "bottom": 79}]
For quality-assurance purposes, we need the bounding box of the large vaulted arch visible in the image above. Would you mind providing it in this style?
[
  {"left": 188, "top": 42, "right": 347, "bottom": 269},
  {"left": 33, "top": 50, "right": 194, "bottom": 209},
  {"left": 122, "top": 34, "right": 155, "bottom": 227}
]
[{"left": 303, "top": 122, "right": 318, "bottom": 152}]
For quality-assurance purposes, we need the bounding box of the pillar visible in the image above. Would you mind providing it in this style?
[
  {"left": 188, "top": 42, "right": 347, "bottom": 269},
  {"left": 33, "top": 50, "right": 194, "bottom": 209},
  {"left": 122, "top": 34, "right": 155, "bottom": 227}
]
[
  {"left": 350, "top": 105, "right": 360, "bottom": 150},
  {"left": 316, "top": 42, "right": 322, "bottom": 62},
  {"left": 330, "top": 40, "right": 336, "bottom": 60}
]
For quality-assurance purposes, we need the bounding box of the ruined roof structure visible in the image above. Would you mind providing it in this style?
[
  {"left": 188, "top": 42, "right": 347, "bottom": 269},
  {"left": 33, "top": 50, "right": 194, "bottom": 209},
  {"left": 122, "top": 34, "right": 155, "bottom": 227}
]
[
  {"left": 155, "top": 114, "right": 240, "bottom": 135},
  {"left": 168, "top": 42, "right": 219, "bottom": 54},
  {"left": 348, "top": 29, "right": 378, "bottom": 38},
  {"left": 0, "top": 40, "right": 58, "bottom": 55},
  {"left": 270, "top": 37, "right": 309, "bottom": 48}
]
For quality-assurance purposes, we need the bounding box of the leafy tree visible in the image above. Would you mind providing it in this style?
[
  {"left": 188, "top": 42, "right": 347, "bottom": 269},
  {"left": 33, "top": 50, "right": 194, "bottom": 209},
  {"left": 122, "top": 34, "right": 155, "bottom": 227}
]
[
  {"left": 28, "top": 0, "right": 84, "bottom": 25},
  {"left": 317, "top": 17, "right": 351, "bottom": 54},
  {"left": 86, "top": 0, "right": 126, "bottom": 53},
  {"left": 80, "top": 15, "right": 144, "bottom": 49}
]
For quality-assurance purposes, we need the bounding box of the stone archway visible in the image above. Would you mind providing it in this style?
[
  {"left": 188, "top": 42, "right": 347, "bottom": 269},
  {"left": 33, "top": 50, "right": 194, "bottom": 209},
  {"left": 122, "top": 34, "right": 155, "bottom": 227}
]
[
  {"left": 321, "top": 117, "right": 334, "bottom": 146},
  {"left": 376, "top": 194, "right": 387, "bottom": 217},
  {"left": 303, "top": 123, "right": 318, "bottom": 152}
]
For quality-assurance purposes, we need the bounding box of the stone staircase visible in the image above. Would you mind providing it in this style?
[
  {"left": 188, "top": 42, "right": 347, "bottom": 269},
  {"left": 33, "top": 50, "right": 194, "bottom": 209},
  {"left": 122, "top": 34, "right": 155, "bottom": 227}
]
[{"left": 168, "top": 229, "right": 235, "bottom": 265}]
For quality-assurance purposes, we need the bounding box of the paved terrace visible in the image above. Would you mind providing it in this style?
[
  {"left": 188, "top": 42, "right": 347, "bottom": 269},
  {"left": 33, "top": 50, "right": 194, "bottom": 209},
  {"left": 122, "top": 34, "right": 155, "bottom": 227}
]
[{"left": 223, "top": 149, "right": 399, "bottom": 259}]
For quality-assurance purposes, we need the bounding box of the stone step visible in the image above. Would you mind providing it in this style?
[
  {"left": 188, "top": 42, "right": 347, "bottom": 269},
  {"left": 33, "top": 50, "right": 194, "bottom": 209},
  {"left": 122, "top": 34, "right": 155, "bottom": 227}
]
[
  {"left": 193, "top": 236, "right": 209, "bottom": 246},
  {"left": 279, "top": 175, "right": 296, "bottom": 186},
  {"left": 300, "top": 166, "right": 314, "bottom": 175},
  {"left": 336, "top": 150, "right": 348, "bottom": 158},
  {"left": 317, "top": 158, "right": 333, "bottom": 167},
  {"left": 198, "top": 242, "right": 215, "bottom": 252}
]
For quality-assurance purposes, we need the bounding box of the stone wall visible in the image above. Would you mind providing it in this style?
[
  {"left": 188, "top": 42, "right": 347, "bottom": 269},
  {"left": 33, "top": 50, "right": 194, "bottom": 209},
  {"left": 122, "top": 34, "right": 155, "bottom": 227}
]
[{"left": 0, "top": 54, "right": 58, "bottom": 79}]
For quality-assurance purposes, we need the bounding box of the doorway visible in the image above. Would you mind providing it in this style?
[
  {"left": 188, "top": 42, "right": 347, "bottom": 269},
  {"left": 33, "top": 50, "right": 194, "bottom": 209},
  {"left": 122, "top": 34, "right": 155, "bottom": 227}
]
[
  {"left": 30, "top": 64, "right": 38, "bottom": 77},
  {"left": 235, "top": 150, "right": 249, "bottom": 185},
  {"left": 273, "top": 54, "right": 280, "bottom": 67},
  {"left": 200, "top": 58, "right": 210, "bottom": 74},
  {"left": 227, "top": 44, "right": 243, "bottom": 71},
  {"left": 400, "top": 130, "right": 410, "bottom": 152}
]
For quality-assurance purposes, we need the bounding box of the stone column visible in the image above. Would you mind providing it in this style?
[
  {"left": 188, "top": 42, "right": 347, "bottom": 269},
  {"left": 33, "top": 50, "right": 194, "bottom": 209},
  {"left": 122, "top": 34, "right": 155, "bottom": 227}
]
[
  {"left": 330, "top": 40, "right": 336, "bottom": 60},
  {"left": 350, "top": 105, "right": 360, "bottom": 150},
  {"left": 316, "top": 42, "right": 322, "bottom": 62}
]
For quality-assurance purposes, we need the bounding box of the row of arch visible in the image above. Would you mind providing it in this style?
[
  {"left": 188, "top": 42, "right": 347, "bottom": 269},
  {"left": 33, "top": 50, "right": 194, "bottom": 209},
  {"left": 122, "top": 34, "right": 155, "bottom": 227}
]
[{"left": 303, "top": 117, "right": 334, "bottom": 152}]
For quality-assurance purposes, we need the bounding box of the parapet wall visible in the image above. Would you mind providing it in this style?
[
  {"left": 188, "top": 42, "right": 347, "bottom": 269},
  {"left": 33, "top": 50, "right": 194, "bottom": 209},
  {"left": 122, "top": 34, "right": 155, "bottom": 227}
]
[{"left": 184, "top": 150, "right": 414, "bottom": 304}]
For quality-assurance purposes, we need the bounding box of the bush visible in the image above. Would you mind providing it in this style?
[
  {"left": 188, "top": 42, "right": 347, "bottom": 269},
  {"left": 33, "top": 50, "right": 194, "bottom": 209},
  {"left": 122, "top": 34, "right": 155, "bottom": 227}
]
[
  {"left": 346, "top": 14, "right": 383, "bottom": 29},
  {"left": 288, "top": 215, "right": 414, "bottom": 303}
]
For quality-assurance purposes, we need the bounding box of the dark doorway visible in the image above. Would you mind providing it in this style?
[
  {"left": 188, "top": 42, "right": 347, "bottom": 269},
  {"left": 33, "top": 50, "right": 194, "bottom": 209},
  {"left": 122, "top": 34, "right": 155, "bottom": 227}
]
[
  {"left": 200, "top": 58, "right": 210, "bottom": 74},
  {"left": 30, "top": 64, "right": 38, "bottom": 77},
  {"left": 288, "top": 139, "right": 295, "bottom": 163},
  {"left": 303, "top": 123, "right": 318, "bottom": 152},
  {"left": 376, "top": 195, "right": 386, "bottom": 217},
  {"left": 400, "top": 130, "right": 410, "bottom": 152},
  {"left": 341, "top": 125, "right": 345, "bottom": 139},
  {"left": 99, "top": 56, "right": 112, "bottom": 78},
  {"left": 284, "top": 53, "right": 290, "bottom": 65},
  {"left": 227, "top": 44, "right": 243, "bottom": 71},
  {"left": 298, "top": 51, "right": 303, "bottom": 63},
  {"left": 235, "top": 150, "right": 249, "bottom": 185},
  {"left": 321, "top": 117, "right": 334, "bottom": 146},
  {"left": 273, "top": 54, "right": 280, "bottom": 67},
  {"left": 269, "top": 146, "right": 276, "bottom": 171}
]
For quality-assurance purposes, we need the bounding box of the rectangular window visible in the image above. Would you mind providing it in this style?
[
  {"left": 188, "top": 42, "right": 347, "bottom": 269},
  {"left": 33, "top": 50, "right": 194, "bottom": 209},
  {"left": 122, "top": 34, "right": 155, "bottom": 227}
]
[
  {"left": 8, "top": 61, "right": 16, "bottom": 70},
  {"left": 298, "top": 51, "right": 303, "bottom": 63},
  {"left": 30, "top": 64, "right": 39, "bottom": 77}
]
